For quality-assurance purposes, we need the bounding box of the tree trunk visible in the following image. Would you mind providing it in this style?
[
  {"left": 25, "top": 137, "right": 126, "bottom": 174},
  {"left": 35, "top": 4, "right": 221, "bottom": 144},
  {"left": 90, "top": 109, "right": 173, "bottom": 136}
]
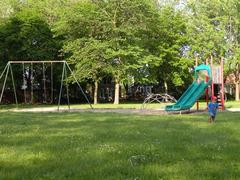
[
  {"left": 235, "top": 82, "right": 239, "bottom": 101},
  {"left": 123, "top": 83, "right": 128, "bottom": 99},
  {"left": 235, "top": 64, "right": 240, "bottom": 101},
  {"left": 164, "top": 80, "right": 168, "bottom": 94},
  {"left": 114, "top": 79, "right": 120, "bottom": 104},
  {"left": 94, "top": 81, "right": 98, "bottom": 104}
]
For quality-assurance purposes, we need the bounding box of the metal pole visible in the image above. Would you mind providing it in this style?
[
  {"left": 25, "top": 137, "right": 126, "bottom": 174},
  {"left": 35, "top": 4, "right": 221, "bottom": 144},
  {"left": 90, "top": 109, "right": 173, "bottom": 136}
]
[
  {"left": 211, "top": 55, "right": 214, "bottom": 100},
  {"left": 22, "top": 63, "right": 27, "bottom": 103},
  {"left": 9, "top": 60, "right": 66, "bottom": 64},
  {"left": 58, "top": 62, "right": 65, "bottom": 111},
  {"left": 51, "top": 62, "right": 53, "bottom": 103},
  {"left": 0, "top": 63, "right": 10, "bottom": 103},
  {"left": 205, "top": 58, "right": 209, "bottom": 108},
  {"left": 65, "top": 62, "right": 93, "bottom": 109},
  {"left": 0, "top": 63, "right": 9, "bottom": 80},
  {"left": 195, "top": 56, "right": 199, "bottom": 110},
  {"left": 9, "top": 63, "right": 18, "bottom": 107},
  {"left": 42, "top": 63, "right": 47, "bottom": 103},
  {"left": 64, "top": 63, "right": 70, "bottom": 110},
  {"left": 31, "top": 62, "right": 33, "bottom": 104},
  {"left": 221, "top": 57, "right": 225, "bottom": 110}
]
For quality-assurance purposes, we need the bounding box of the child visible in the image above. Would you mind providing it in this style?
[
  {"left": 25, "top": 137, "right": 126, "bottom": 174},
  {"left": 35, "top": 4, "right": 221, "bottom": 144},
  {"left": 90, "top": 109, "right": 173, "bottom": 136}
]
[{"left": 208, "top": 96, "right": 219, "bottom": 123}]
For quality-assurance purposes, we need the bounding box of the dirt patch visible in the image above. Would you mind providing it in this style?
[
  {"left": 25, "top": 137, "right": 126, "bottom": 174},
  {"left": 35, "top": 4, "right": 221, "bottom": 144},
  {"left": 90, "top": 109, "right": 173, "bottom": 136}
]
[{"left": 6, "top": 107, "right": 212, "bottom": 115}]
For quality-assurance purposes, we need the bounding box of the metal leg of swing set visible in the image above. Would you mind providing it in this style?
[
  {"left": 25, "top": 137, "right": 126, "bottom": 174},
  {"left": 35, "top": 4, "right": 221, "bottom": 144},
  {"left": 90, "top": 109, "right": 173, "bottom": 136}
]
[
  {"left": 22, "top": 63, "right": 27, "bottom": 103},
  {"left": 42, "top": 63, "right": 47, "bottom": 103},
  {"left": 57, "top": 63, "right": 70, "bottom": 111},
  {"left": 0, "top": 63, "right": 10, "bottom": 104},
  {"left": 9, "top": 64, "right": 18, "bottom": 107},
  {"left": 0, "top": 63, "right": 18, "bottom": 107},
  {"left": 58, "top": 62, "right": 66, "bottom": 111},
  {"left": 0, "top": 63, "right": 9, "bottom": 81},
  {"left": 64, "top": 64, "right": 70, "bottom": 110},
  {"left": 65, "top": 62, "right": 93, "bottom": 109},
  {"left": 31, "top": 63, "right": 33, "bottom": 104},
  {"left": 50, "top": 62, "right": 53, "bottom": 104}
]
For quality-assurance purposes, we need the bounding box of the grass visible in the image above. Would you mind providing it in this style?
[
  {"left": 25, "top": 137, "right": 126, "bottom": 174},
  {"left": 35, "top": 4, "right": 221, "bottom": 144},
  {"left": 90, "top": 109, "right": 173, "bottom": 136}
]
[
  {"left": 223, "top": 100, "right": 240, "bottom": 108},
  {"left": 0, "top": 111, "right": 240, "bottom": 179}
]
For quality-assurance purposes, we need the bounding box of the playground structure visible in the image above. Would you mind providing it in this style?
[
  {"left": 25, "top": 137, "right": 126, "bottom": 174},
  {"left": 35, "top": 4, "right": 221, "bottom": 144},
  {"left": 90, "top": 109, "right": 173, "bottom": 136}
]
[
  {"left": 166, "top": 57, "right": 225, "bottom": 111},
  {"left": 141, "top": 93, "right": 176, "bottom": 109},
  {"left": 0, "top": 61, "right": 93, "bottom": 110}
]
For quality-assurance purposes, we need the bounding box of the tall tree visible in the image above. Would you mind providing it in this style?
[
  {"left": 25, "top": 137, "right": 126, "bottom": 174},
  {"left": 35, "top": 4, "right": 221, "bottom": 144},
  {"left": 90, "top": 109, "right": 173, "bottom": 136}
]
[
  {"left": 0, "top": 8, "right": 58, "bottom": 61},
  {"left": 93, "top": 0, "right": 164, "bottom": 104},
  {"left": 187, "top": 0, "right": 240, "bottom": 100},
  {"left": 150, "top": 6, "right": 189, "bottom": 92},
  {"left": 63, "top": 39, "right": 110, "bottom": 104},
  {"left": 222, "top": 0, "right": 240, "bottom": 101},
  {"left": 56, "top": 1, "right": 107, "bottom": 104},
  {"left": 57, "top": 0, "right": 164, "bottom": 104},
  {"left": 187, "top": 0, "right": 227, "bottom": 61}
]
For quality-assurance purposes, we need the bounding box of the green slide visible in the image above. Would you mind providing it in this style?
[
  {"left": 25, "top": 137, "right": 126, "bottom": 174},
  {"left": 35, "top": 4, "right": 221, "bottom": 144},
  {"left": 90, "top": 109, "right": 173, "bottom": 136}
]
[{"left": 165, "top": 64, "right": 212, "bottom": 111}]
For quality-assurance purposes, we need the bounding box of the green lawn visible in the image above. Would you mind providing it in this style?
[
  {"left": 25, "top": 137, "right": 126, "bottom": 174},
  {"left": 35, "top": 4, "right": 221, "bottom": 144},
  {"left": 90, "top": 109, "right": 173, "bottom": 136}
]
[{"left": 0, "top": 112, "right": 240, "bottom": 179}]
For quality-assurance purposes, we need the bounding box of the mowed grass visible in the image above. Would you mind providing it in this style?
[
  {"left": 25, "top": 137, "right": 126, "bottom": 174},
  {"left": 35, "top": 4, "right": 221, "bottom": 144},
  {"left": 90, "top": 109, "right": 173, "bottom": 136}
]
[{"left": 0, "top": 112, "right": 240, "bottom": 179}]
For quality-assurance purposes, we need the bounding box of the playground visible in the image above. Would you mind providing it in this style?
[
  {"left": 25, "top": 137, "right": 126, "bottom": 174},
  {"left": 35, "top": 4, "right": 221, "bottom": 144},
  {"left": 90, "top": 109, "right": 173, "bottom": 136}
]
[
  {"left": 0, "top": 57, "right": 227, "bottom": 112},
  {"left": 0, "top": 59, "right": 240, "bottom": 179},
  {"left": 1, "top": 1, "right": 240, "bottom": 179},
  {"left": 0, "top": 57, "right": 230, "bottom": 114}
]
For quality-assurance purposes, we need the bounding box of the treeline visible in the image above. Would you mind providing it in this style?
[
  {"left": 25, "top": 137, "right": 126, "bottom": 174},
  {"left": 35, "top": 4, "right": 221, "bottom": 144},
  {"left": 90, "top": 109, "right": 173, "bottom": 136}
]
[{"left": 0, "top": 0, "right": 239, "bottom": 104}]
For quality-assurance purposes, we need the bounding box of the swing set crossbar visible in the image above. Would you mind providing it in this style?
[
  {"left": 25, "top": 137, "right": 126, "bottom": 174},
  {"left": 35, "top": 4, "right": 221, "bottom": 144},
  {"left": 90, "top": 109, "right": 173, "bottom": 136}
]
[{"left": 8, "top": 60, "right": 65, "bottom": 64}]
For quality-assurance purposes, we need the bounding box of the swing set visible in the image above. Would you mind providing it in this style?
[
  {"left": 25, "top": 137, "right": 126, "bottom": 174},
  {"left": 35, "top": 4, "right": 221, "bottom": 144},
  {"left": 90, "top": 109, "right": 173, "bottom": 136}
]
[{"left": 0, "top": 61, "right": 93, "bottom": 110}]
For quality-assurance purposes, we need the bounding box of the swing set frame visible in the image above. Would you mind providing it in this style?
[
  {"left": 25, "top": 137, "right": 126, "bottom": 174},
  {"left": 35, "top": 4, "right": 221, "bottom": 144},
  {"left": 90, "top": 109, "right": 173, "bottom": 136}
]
[{"left": 0, "top": 60, "right": 93, "bottom": 110}]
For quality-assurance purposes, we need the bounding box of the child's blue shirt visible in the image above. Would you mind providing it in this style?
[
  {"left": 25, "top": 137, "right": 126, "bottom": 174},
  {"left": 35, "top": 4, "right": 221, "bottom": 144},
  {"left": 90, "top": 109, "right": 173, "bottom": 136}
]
[{"left": 208, "top": 102, "right": 218, "bottom": 116}]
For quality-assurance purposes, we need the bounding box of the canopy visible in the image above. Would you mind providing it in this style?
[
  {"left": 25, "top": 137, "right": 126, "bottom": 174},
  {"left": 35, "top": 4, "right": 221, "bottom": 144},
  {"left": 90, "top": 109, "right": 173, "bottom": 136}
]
[{"left": 194, "top": 64, "right": 212, "bottom": 79}]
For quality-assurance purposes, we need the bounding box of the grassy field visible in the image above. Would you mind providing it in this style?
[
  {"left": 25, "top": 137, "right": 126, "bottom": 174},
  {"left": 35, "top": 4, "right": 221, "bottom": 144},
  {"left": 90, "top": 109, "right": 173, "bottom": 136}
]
[{"left": 0, "top": 111, "right": 240, "bottom": 179}]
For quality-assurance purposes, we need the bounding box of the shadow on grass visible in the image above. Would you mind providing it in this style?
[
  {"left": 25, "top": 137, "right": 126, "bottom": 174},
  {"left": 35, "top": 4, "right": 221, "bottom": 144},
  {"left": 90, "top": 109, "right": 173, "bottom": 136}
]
[{"left": 0, "top": 112, "right": 240, "bottom": 179}]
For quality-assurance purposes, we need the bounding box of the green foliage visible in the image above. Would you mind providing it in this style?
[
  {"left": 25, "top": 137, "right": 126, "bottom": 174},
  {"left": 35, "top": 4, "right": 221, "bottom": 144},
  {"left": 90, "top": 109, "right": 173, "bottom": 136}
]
[
  {"left": 57, "top": 0, "right": 189, "bottom": 89},
  {"left": 57, "top": 0, "right": 165, "bottom": 85},
  {"left": 187, "top": 0, "right": 227, "bottom": 61},
  {"left": 95, "top": 0, "right": 164, "bottom": 83},
  {"left": 2, "top": 0, "right": 240, "bottom": 101},
  {"left": 0, "top": 8, "right": 58, "bottom": 61},
  {"left": 54, "top": 1, "right": 101, "bottom": 40},
  {"left": 151, "top": 6, "right": 190, "bottom": 87},
  {"left": 63, "top": 38, "right": 110, "bottom": 82},
  {"left": 186, "top": 0, "right": 240, "bottom": 89}
]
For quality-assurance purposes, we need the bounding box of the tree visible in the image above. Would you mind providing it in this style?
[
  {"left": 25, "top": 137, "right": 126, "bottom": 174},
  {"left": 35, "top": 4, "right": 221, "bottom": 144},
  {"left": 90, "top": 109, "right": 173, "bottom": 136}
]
[
  {"left": 222, "top": 0, "right": 240, "bottom": 101},
  {"left": 0, "top": 8, "right": 61, "bottom": 103},
  {"left": 0, "top": 8, "right": 58, "bottom": 62},
  {"left": 55, "top": 1, "right": 108, "bottom": 104},
  {"left": 186, "top": 0, "right": 227, "bottom": 61},
  {"left": 93, "top": 0, "right": 164, "bottom": 104},
  {"left": 63, "top": 38, "right": 110, "bottom": 104},
  {"left": 149, "top": 6, "right": 190, "bottom": 93},
  {"left": 0, "top": 0, "right": 13, "bottom": 19},
  {"left": 57, "top": 0, "right": 165, "bottom": 104},
  {"left": 187, "top": 0, "right": 240, "bottom": 101}
]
